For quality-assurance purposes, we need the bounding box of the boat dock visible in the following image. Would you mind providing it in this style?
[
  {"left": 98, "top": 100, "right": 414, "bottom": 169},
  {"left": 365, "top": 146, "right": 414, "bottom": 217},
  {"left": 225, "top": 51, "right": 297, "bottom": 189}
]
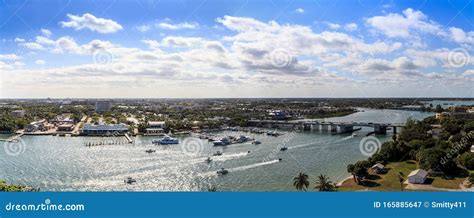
[
  {"left": 124, "top": 134, "right": 133, "bottom": 143},
  {"left": 0, "top": 133, "right": 24, "bottom": 142}
]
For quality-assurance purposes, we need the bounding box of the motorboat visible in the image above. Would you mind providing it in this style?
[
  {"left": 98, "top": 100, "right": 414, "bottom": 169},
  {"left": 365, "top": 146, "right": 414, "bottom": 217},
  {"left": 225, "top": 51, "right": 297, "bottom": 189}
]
[
  {"left": 145, "top": 149, "right": 156, "bottom": 153},
  {"left": 212, "top": 151, "right": 223, "bottom": 156},
  {"left": 252, "top": 141, "right": 261, "bottom": 145},
  {"left": 280, "top": 146, "right": 288, "bottom": 151},
  {"left": 279, "top": 158, "right": 283, "bottom": 161},
  {"left": 216, "top": 168, "right": 229, "bottom": 175},
  {"left": 213, "top": 137, "right": 231, "bottom": 146},
  {"left": 124, "top": 177, "right": 136, "bottom": 184},
  {"left": 351, "top": 133, "right": 357, "bottom": 138},
  {"left": 152, "top": 135, "right": 179, "bottom": 145},
  {"left": 237, "top": 135, "right": 251, "bottom": 143},
  {"left": 205, "top": 157, "right": 213, "bottom": 163}
]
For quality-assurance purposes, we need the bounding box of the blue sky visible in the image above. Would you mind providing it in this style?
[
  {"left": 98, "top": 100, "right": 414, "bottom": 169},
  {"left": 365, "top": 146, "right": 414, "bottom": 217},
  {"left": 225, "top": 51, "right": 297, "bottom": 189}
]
[{"left": 0, "top": 0, "right": 473, "bottom": 98}]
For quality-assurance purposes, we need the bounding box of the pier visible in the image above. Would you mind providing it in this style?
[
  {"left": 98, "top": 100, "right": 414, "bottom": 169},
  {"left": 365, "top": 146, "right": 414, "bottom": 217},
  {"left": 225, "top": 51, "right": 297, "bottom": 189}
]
[
  {"left": 124, "top": 133, "right": 133, "bottom": 143},
  {"left": 0, "top": 133, "right": 25, "bottom": 142},
  {"left": 247, "top": 120, "right": 405, "bottom": 135}
]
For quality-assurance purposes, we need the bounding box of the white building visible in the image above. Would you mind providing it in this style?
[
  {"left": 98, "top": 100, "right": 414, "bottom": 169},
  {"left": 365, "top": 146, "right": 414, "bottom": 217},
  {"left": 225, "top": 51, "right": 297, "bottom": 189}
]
[
  {"left": 145, "top": 121, "right": 166, "bottom": 135},
  {"left": 407, "top": 169, "right": 428, "bottom": 184}
]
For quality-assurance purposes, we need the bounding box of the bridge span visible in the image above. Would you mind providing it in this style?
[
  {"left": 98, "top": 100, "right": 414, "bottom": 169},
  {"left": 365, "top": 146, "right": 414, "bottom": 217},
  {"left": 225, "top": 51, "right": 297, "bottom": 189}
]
[{"left": 247, "top": 120, "right": 405, "bottom": 134}]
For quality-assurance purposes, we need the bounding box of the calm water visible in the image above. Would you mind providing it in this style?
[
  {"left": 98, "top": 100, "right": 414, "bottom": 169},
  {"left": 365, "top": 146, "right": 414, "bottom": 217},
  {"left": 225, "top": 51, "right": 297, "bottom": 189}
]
[{"left": 0, "top": 109, "right": 433, "bottom": 191}]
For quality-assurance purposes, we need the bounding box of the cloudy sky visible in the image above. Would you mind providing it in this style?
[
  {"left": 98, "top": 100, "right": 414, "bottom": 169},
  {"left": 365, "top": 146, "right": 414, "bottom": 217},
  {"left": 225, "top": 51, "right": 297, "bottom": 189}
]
[{"left": 0, "top": 0, "right": 473, "bottom": 98}]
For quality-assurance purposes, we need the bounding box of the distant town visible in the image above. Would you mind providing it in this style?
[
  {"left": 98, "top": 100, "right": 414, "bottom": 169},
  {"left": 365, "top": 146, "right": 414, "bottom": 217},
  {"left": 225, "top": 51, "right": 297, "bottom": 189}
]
[{"left": 1, "top": 98, "right": 474, "bottom": 192}]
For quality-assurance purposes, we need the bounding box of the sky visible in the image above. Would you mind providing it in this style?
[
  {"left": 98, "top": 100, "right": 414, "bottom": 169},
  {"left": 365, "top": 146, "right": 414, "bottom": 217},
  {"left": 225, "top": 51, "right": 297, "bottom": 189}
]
[{"left": 0, "top": 0, "right": 473, "bottom": 98}]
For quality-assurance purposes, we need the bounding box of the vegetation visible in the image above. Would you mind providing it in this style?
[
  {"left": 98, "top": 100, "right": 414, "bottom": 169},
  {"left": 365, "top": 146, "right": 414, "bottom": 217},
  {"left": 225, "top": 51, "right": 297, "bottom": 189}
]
[
  {"left": 345, "top": 113, "right": 474, "bottom": 190},
  {"left": 293, "top": 173, "right": 309, "bottom": 191},
  {"left": 0, "top": 180, "right": 30, "bottom": 192},
  {"left": 314, "top": 174, "right": 336, "bottom": 191}
]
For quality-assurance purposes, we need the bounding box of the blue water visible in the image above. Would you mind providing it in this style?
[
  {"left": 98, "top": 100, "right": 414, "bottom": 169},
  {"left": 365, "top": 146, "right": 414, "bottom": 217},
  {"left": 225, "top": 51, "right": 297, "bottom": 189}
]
[{"left": 0, "top": 109, "right": 433, "bottom": 191}]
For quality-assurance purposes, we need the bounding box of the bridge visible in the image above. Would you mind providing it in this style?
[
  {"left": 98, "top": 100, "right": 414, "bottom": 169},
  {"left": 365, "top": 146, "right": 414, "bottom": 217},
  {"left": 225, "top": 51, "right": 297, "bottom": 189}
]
[{"left": 247, "top": 120, "right": 405, "bottom": 135}]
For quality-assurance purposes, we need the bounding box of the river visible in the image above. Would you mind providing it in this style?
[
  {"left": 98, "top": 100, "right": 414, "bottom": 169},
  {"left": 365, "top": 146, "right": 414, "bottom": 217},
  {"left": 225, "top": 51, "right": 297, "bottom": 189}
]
[{"left": 0, "top": 109, "right": 433, "bottom": 191}]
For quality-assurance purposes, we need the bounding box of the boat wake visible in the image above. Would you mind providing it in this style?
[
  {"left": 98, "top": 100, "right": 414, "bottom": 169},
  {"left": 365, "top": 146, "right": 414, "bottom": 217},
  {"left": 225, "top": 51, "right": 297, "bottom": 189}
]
[
  {"left": 228, "top": 160, "right": 279, "bottom": 172},
  {"left": 288, "top": 142, "right": 316, "bottom": 150}
]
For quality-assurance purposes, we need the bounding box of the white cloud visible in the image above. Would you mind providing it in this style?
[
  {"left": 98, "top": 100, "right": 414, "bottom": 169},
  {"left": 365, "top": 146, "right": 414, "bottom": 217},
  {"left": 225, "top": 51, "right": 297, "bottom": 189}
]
[
  {"left": 14, "top": 37, "right": 25, "bottom": 43},
  {"left": 60, "top": 13, "right": 123, "bottom": 34},
  {"left": 157, "top": 21, "right": 198, "bottom": 30},
  {"left": 325, "top": 22, "right": 341, "bottom": 30},
  {"left": 23, "top": 42, "right": 45, "bottom": 50},
  {"left": 0, "top": 53, "right": 21, "bottom": 60},
  {"left": 344, "top": 23, "right": 358, "bottom": 31},
  {"left": 464, "top": 69, "right": 474, "bottom": 76},
  {"left": 35, "top": 59, "right": 46, "bottom": 65},
  {"left": 294, "top": 8, "right": 305, "bottom": 14},
  {"left": 448, "top": 27, "right": 474, "bottom": 45},
  {"left": 41, "top": 28, "right": 52, "bottom": 37},
  {"left": 136, "top": 24, "right": 151, "bottom": 32},
  {"left": 366, "top": 8, "right": 441, "bottom": 38}
]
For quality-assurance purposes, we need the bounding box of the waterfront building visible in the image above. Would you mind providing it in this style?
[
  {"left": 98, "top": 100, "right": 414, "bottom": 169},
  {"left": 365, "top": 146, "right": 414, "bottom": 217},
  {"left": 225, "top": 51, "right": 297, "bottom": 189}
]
[
  {"left": 57, "top": 124, "right": 74, "bottom": 132},
  {"left": 145, "top": 121, "right": 165, "bottom": 135},
  {"left": 81, "top": 123, "right": 129, "bottom": 135},
  {"left": 11, "top": 110, "right": 25, "bottom": 118},
  {"left": 25, "top": 119, "right": 54, "bottom": 132},
  {"left": 407, "top": 169, "right": 428, "bottom": 184},
  {"left": 435, "top": 112, "right": 450, "bottom": 120},
  {"left": 95, "top": 101, "right": 112, "bottom": 113},
  {"left": 49, "top": 115, "right": 74, "bottom": 124}
]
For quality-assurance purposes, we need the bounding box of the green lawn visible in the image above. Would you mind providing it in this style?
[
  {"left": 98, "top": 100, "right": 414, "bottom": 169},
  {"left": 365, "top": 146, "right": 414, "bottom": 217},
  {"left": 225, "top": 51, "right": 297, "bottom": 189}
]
[
  {"left": 337, "top": 160, "right": 469, "bottom": 191},
  {"left": 338, "top": 161, "right": 417, "bottom": 191}
]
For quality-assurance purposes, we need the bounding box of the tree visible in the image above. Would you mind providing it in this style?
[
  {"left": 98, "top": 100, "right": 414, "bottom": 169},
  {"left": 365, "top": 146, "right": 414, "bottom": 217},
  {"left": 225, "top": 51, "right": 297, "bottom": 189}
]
[
  {"left": 314, "top": 174, "right": 335, "bottom": 191},
  {"left": 459, "top": 153, "right": 474, "bottom": 170},
  {"left": 435, "top": 105, "right": 443, "bottom": 113},
  {"left": 293, "top": 173, "right": 309, "bottom": 191},
  {"left": 398, "top": 172, "right": 405, "bottom": 191},
  {"left": 347, "top": 161, "right": 369, "bottom": 184}
]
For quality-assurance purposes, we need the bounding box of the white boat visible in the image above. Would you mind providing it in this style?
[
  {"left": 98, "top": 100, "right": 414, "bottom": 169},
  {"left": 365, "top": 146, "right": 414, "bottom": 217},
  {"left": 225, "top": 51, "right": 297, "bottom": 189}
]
[
  {"left": 213, "top": 137, "right": 231, "bottom": 146},
  {"left": 152, "top": 135, "right": 179, "bottom": 145}
]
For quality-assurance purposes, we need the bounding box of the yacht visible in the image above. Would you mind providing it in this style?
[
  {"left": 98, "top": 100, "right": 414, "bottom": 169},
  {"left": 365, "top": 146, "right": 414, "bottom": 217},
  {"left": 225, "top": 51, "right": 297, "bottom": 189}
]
[
  {"left": 213, "top": 137, "right": 231, "bottom": 146},
  {"left": 152, "top": 135, "right": 179, "bottom": 145}
]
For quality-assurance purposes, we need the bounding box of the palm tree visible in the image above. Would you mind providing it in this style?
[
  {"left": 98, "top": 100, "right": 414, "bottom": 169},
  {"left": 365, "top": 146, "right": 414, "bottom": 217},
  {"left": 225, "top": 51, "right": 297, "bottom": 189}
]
[
  {"left": 314, "top": 174, "right": 335, "bottom": 191},
  {"left": 398, "top": 172, "right": 405, "bottom": 191},
  {"left": 293, "top": 173, "right": 309, "bottom": 191}
]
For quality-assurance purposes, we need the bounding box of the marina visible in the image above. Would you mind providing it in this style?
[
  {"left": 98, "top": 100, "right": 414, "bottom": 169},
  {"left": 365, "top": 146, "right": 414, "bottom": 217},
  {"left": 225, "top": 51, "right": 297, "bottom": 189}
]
[{"left": 0, "top": 109, "right": 433, "bottom": 191}]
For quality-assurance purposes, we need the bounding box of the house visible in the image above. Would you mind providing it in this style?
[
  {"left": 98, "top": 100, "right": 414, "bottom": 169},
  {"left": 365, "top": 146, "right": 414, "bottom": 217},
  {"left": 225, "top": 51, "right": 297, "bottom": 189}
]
[
  {"left": 407, "top": 169, "right": 428, "bottom": 184},
  {"left": 57, "top": 124, "right": 74, "bottom": 132},
  {"left": 81, "top": 124, "right": 129, "bottom": 136},
  {"left": 49, "top": 115, "right": 74, "bottom": 124},
  {"left": 370, "top": 163, "right": 386, "bottom": 174},
  {"left": 468, "top": 107, "right": 474, "bottom": 113},
  {"left": 25, "top": 119, "right": 52, "bottom": 132},
  {"left": 435, "top": 112, "right": 450, "bottom": 120},
  {"left": 145, "top": 121, "right": 165, "bottom": 135},
  {"left": 11, "top": 110, "right": 25, "bottom": 118}
]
